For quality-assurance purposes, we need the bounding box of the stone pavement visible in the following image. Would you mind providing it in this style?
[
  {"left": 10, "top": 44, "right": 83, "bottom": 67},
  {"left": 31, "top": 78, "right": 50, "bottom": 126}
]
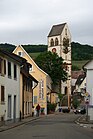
[
  {"left": 0, "top": 113, "right": 93, "bottom": 132},
  {"left": 0, "top": 116, "right": 43, "bottom": 132},
  {"left": 75, "top": 115, "right": 93, "bottom": 129}
]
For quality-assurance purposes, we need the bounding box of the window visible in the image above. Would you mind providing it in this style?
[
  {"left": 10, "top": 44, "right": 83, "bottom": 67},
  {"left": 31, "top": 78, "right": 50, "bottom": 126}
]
[
  {"left": 0, "top": 58, "right": 6, "bottom": 76},
  {"left": 8, "top": 95, "right": 11, "bottom": 118},
  {"left": 26, "top": 102, "right": 27, "bottom": 114},
  {"left": 29, "top": 64, "right": 33, "bottom": 72},
  {"left": 4, "top": 60, "right": 6, "bottom": 74},
  {"left": 1, "top": 86, "right": 5, "bottom": 102},
  {"left": 65, "top": 28, "right": 67, "bottom": 35},
  {"left": 8, "top": 61, "right": 11, "bottom": 78},
  {"left": 32, "top": 81, "right": 35, "bottom": 89},
  {"left": 34, "top": 96, "right": 37, "bottom": 104},
  {"left": 18, "top": 51, "right": 24, "bottom": 57},
  {"left": 39, "top": 80, "right": 44, "bottom": 99},
  {"left": 14, "top": 64, "right": 17, "bottom": 79},
  {"left": 50, "top": 39, "right": 54, "bottom": 46},
  {"left": 65, "top": 87, "right": 67, "bottom": 95},
  {"left": 28, "top": 102, "right": 29, "bottom": 114},
  {"left": 55, "top": 38, "right": 59, "bottom": 46}
]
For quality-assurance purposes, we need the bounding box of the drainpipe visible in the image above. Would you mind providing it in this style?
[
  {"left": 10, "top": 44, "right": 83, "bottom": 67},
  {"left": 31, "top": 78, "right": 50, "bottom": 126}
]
[{"left": 22, "top": 75, "right": 24, "bottom": 119}]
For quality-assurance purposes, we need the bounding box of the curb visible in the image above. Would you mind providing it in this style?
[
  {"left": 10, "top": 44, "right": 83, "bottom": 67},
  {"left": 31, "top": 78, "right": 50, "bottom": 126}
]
[
  {"left": 0, "top": 116, "right": 42, "bottom": 132},
  {"left": 0, "top": 114, "right": 55, "bottom": 132},
  {"left": 75, "top": 115, "right": 93, "bottom": 129}
]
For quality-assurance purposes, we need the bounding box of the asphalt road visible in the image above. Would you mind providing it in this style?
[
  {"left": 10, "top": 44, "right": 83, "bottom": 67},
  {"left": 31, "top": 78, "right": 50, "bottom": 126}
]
[{"left": 0, "top": 113, "right": 93, "bottom": 139}]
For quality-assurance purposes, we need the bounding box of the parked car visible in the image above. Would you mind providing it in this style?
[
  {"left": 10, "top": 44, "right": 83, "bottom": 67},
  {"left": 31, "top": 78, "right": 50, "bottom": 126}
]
[
  {"left": 62, "top": 106, "right": 70, "bottom": 113},
  {"left": 74, "top": 105, "right": 86, "bottom": 114},
  {"left": 56, "top": 106, "right": 70, "bottom": 113},
  {"left": 58, "top": 106, "right": 62, "bottom": 112}
]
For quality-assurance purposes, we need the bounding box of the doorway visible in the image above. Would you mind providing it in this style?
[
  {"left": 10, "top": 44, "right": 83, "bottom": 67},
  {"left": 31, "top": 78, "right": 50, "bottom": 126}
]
[{"left": 13, "top": 95, "right": 16, "bottom": 122}]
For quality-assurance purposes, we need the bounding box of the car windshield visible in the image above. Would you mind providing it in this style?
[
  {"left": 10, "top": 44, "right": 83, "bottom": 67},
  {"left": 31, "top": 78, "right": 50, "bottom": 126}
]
[{"left": 77, "top": 106, "right": 85, "bottom": 109}]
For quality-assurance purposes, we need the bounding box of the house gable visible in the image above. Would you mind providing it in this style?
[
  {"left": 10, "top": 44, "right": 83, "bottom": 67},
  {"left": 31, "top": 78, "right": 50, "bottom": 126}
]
[{"left": 13, "top": 45, "right": 48, "bottom": 76}]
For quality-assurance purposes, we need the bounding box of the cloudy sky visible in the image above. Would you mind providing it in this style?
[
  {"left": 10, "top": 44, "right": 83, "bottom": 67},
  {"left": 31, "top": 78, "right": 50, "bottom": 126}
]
[{"left": 0, "top": 0, "right": 93, "bottom": 46}]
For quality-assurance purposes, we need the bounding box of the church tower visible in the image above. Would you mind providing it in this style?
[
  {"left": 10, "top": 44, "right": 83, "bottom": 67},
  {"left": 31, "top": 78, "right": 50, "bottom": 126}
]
[{"left": 47, "top": 23, "right": 71, "bottom": 107}]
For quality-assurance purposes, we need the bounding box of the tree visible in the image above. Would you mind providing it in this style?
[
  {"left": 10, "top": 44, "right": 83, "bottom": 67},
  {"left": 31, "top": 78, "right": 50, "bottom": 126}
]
[
  {"left": 72, "top": 98, "right": 80, "bottom": 109},
  {"left": 35, "top": 51, "right": 68, "bottom": 86},
  {"left": 58, "top": 93, "right": 64, "bottom": 106}
]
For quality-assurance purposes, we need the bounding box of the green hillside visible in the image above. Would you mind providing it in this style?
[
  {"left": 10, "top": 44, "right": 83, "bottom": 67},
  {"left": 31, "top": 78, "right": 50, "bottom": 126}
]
[
  {"left": 71, "top": 42, "right": 93, "bottom": 60},
  {"left": 72, "top": 60, "right": 89, "bottom": 71},
  {"left": 0, "top": 42, "right": 93, "bottom": 70}
]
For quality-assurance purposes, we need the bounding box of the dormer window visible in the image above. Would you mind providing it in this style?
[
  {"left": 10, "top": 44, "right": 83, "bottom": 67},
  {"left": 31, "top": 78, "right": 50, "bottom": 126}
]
[
  {"left": 50, "top": 39, "right": 54, "bottom": 46},
  {"left": 55, "top": 38, "right": 59, "bottom": 46},
  {"left": 29, "top": 64, "right": 33, "bottom": 72},
  {"left": 18, "top": 51, "right": 24, "bottom": 57}
]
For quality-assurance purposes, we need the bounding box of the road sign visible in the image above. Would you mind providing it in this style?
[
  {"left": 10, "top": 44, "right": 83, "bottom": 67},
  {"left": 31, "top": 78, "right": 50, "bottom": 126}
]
[{"left": 85, "top": 92, "right": 90, "bottom": 97}]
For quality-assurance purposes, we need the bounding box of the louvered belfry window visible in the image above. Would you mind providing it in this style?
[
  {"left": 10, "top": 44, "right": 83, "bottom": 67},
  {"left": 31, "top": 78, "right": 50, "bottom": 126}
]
[
  {"left": 55, "top": 38, "right": 59, "bottom": 46},
  {"left": 50, "top": 39, "right": 54, "bottom": 46}
]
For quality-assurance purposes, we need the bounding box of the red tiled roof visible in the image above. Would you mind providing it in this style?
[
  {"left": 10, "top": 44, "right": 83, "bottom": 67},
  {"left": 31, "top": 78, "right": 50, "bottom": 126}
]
[{"left": 71, "top": 71, "right": 85, "bottom": 79}]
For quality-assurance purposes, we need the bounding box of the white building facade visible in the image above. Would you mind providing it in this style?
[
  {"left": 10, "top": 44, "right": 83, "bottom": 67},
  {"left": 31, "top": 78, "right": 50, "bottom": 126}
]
[
  {"left": 0, "top": 50, "right": 20, "bottom": 125},
  {"left": 84, "top": 60, "right": 93, "bottom": 120}
]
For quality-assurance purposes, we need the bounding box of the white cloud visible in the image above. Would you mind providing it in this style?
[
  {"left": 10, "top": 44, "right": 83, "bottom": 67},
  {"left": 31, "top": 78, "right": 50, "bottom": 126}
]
[{"left": 0, "top": 0, "right": 93, "bottom": 45}]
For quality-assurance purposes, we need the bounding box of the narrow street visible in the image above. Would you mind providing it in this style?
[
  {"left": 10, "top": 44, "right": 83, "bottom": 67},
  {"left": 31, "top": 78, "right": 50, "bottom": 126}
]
[{"left": 0, "top": 113, "right": 93, "bottom": 139}]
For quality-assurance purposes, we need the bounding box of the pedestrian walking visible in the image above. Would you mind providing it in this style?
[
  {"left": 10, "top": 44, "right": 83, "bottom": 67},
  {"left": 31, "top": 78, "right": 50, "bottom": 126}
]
[
  {"left": 32, "top": 106, "right": 34, "bottom": 117},
  {"left": 36, "top": 104, "right": 40, "bottom": 116}
]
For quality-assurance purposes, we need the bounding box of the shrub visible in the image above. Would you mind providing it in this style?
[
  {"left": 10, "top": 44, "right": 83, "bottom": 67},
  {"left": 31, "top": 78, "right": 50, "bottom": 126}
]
[{"left": 47, "top": 103, "right": 56, "bottom": 114}]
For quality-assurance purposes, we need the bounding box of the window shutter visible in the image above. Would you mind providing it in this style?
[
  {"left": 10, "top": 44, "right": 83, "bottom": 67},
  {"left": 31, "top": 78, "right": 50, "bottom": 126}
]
[
  {"left": 4, "top": 60, "right": 6, "bottom": 74},
  {"left": 1, "top": 86, "right": 4, "bottom": 102}
]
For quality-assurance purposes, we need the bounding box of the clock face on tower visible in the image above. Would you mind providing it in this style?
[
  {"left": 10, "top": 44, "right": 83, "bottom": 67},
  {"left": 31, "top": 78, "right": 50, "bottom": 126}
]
[{"left": 52, "top": 48, "right": 56, "bottom": 53}]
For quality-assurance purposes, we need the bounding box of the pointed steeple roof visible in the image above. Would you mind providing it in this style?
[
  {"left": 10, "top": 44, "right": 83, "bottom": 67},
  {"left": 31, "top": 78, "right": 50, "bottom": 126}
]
[{"left": 48, "top": 23, "right": 66, "bottom": 37}]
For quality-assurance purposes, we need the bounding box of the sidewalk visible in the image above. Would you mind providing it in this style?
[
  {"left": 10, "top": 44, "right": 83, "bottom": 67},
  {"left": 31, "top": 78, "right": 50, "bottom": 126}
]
[
  {"left": 0, "top": 116, "right": 43, "bottom": 132},
  {"left": 75, "top": 115, "right": 93, "bottom": 129}
]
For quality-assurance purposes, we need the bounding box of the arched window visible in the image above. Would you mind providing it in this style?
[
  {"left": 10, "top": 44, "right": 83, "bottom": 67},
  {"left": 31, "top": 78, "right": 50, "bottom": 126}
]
[
  {"left": 55, "top": 38, "right": 59, "bottom": 46},
  {"left": 65, "top": 28, "right": 67, "bottom": 35},
  {"left": 50, "top": 39, "right": 54, "bottom": 46},
  {"left": 65, "top": 87, "right": 68, "bottom": 95}
]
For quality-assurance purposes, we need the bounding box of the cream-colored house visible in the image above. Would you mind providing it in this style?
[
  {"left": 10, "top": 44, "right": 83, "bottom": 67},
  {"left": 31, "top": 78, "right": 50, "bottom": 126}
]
[
  {"left": 20, "top": 61, "right": 38, "bottom": 118},
  {"left": 48, "top": 23, "right": 71, "bottom": 107},
  {"left": 13, "top": 45, "right": 52, "bottom": 115}
]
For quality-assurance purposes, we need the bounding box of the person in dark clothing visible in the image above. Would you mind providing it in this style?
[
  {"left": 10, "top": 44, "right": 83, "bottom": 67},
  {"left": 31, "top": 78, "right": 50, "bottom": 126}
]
[
  {"left": 36, "top": 104, "right": 40, "bottom": 116},
  {"left": 32, "top": 106, "right": 34, "bottom": 117}
]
